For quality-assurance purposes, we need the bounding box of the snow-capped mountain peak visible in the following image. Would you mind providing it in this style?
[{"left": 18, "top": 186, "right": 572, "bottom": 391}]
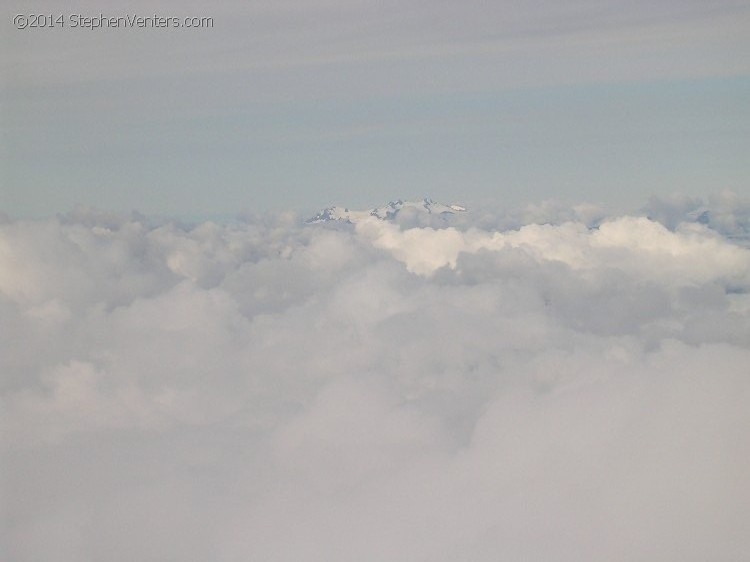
[{"left": 307, "top": 198, "right": 466, "bottom": 224}]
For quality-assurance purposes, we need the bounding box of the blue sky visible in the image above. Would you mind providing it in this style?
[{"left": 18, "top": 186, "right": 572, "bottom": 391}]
[{"left": 2, "top": 0, "right": 749, "bottom": 216}]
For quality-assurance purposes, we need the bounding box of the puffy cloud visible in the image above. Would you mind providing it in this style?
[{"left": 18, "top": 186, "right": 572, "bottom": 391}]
[{"left": 2, "top": 195, "right": 750, "bottom": 561}]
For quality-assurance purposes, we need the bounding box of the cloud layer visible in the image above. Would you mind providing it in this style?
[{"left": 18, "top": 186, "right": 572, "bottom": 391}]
[{"left": 2, "top": 195, "right": 750, "bottom": 561}]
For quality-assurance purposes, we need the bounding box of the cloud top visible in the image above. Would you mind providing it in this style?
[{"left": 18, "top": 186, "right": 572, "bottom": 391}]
[{"left": 2, "top": 195, "right": 750, "bottom": 561}]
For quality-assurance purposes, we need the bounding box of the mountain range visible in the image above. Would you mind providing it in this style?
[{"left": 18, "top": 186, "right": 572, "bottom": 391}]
[{"left": 307, "top": 198, "right": 466, "bottom": 224}]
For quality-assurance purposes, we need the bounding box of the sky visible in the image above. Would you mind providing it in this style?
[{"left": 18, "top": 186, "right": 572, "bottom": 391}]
[{"left": 2, "top": 0, "right": 749, "bottom": 216}]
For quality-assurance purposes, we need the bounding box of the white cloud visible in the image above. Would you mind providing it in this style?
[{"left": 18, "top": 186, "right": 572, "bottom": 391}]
[{"left": 2, "top": 196, "right": 750, "bottom": 561}]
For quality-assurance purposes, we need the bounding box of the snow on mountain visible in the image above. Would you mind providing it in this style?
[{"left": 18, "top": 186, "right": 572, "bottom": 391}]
[{"left": 307, "top": 198, "right": 466, "bottom": 224}]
